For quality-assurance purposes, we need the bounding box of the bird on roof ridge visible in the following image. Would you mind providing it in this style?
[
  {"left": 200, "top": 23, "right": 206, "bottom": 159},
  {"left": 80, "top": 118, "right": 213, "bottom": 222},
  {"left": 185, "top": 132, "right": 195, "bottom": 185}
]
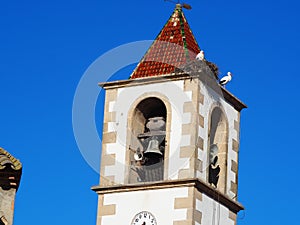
[
  {"left": 219, "top": 72, "right": 232, "bottom": 87},
  {"left": 196, "top": 50, "right": 205, "bottom": 61}
]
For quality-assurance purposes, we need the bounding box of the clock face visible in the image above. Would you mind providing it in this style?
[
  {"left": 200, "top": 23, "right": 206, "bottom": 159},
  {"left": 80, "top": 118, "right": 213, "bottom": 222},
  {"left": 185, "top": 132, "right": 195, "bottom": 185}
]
[{"left": 131, "top": 211, "right": 157, "bottom": 225}]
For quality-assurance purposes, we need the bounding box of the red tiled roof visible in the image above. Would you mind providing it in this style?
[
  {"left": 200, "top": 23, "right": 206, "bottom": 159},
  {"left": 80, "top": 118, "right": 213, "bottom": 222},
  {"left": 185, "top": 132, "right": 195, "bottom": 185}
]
[{"left": 130, "top": 4, "right": 201, "bottom": 79}]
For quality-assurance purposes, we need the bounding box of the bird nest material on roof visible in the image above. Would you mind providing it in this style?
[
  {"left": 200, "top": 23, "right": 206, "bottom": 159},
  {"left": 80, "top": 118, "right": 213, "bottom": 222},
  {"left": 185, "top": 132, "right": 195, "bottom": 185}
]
[
  {"left": 175, "top": 59, "right": 219, "bottom": 80},
  {"left": 205, "top": 61, "right": 219, "bottom": 80}
]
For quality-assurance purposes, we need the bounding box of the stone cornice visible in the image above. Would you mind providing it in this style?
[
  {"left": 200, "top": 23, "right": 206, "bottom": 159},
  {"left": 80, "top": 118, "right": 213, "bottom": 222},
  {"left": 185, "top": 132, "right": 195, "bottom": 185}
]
[
  {"left": 91, "top": 178, "right": 244, "bottom": 213},
  {"left": 98, "top": 73, "right": 190, "bottom": 89},
  {"left": 98, "top": 73, "right": 247, "bottom": 112}
]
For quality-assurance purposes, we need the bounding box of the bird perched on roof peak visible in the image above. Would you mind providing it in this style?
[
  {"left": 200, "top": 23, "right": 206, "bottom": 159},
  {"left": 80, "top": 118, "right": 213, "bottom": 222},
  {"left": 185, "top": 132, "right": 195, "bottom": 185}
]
[
  {"left": 219, "top": 72, "right": 232, "bottom": 87},
  {"left": 196, "top": 50, "right": 205, "bottom": 61}
]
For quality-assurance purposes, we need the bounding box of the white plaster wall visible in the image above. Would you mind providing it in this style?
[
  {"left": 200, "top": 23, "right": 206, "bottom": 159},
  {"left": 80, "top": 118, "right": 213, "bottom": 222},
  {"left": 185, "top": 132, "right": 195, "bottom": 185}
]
[
  {"left": 196, "top": 193, "right": 234, "bottom": 225},
  {"left": 103, "top": 80, "right": 194, "bottom": 184},
  {"left": 102, "top": 187, "right": 189, "bottom": 225},
  {"left": 197, "top": 82, "right": 239, "bottom": 197}
]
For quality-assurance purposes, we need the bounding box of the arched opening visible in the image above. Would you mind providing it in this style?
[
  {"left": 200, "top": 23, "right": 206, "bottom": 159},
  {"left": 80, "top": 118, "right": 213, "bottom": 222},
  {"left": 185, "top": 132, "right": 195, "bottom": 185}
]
[
  {"left": 208, "top": 107, "right": 228, "bottom": 193},
  {"left": 128, "top": 97, "right": 167, "bottom": 183}
]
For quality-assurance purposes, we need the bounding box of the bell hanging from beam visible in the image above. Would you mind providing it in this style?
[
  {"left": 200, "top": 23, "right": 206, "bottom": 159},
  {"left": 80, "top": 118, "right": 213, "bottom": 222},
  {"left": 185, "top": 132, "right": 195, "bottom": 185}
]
[{"left": 144, "top": 136, "right": 163, "bottom": 158}]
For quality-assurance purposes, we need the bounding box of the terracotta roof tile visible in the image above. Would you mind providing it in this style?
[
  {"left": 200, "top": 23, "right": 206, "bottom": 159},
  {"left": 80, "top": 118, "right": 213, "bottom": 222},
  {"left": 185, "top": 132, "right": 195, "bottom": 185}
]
[
  {"left": 0, "top": 147, "right": 22, "bottom": 190},
  {"left": 130, "top": 4, "right": 201, "bottom": 79},
  {"left": 0, "top": 148, "right": 22, "bottom": 171}
]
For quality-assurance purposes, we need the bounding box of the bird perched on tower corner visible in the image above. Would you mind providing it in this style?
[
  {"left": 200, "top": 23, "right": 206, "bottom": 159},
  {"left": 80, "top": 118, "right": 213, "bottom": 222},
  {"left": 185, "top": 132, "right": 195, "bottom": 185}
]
[
  {"left": 219, "top": 72, "right": 232, "bottom": 86},
  {"left": 196, "top": 50, "right": 205, "bottom": 61}
]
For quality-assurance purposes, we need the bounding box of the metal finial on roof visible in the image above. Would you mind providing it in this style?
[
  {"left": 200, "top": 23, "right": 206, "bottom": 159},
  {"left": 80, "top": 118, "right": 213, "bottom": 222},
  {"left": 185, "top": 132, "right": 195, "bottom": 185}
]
[
  {"left": 164, "top": 0, "right": 192, "bottom": 10},
  {"left": 176, "top": 3, "right": 181, "bottom": 9}
]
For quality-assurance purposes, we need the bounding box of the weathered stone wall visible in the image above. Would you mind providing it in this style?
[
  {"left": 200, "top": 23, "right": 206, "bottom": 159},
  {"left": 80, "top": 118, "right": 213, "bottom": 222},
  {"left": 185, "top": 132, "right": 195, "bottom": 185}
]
[{"left": 0, "top": 187, "right": 16, "bottom": 225}]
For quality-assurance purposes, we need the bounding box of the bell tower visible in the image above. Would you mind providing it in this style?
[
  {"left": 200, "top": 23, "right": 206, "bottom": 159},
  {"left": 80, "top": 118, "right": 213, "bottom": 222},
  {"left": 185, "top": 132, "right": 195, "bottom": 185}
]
[
  {"left": 92, "top": 4, "right": 246, "bottom": 225},
  {"left": 0, "top": 147, "right": 22, "bottom": 225}
]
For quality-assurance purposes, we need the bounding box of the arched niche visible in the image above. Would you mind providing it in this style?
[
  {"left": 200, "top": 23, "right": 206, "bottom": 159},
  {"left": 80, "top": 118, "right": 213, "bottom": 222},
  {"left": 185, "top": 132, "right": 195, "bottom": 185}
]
[
  {"left": 207, "top": 106, "right": 228, "bottom": 193},
  {"left": 128, "top": 97, "right": 167, "bottom": 183}
]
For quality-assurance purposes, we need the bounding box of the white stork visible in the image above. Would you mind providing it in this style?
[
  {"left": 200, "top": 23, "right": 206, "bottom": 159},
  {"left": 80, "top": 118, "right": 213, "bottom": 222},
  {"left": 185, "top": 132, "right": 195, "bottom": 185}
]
[
  {"left": 196, "top": 50, "right": 205, "bottom": 61},
  {"left": 219, "top": 72, "right": 232, "bottom": 86}
]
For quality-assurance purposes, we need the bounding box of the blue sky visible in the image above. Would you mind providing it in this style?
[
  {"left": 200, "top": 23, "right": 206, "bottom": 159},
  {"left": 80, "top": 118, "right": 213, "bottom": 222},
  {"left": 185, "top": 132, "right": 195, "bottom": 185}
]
[{"left": 0, "top": 0, "right": 299, "bottom": 225}]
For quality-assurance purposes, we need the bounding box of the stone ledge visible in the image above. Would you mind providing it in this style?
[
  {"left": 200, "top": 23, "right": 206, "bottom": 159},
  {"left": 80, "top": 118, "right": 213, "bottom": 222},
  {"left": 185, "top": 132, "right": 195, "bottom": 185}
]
[{"left": 92, "top": 178, "right": 244, "bottom": 213}]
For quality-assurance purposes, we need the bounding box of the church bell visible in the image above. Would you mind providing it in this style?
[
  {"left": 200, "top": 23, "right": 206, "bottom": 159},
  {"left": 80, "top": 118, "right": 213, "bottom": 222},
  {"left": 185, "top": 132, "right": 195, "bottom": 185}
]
[{"left": 144, "top": 137, "right": 163, "bottom": 157}]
